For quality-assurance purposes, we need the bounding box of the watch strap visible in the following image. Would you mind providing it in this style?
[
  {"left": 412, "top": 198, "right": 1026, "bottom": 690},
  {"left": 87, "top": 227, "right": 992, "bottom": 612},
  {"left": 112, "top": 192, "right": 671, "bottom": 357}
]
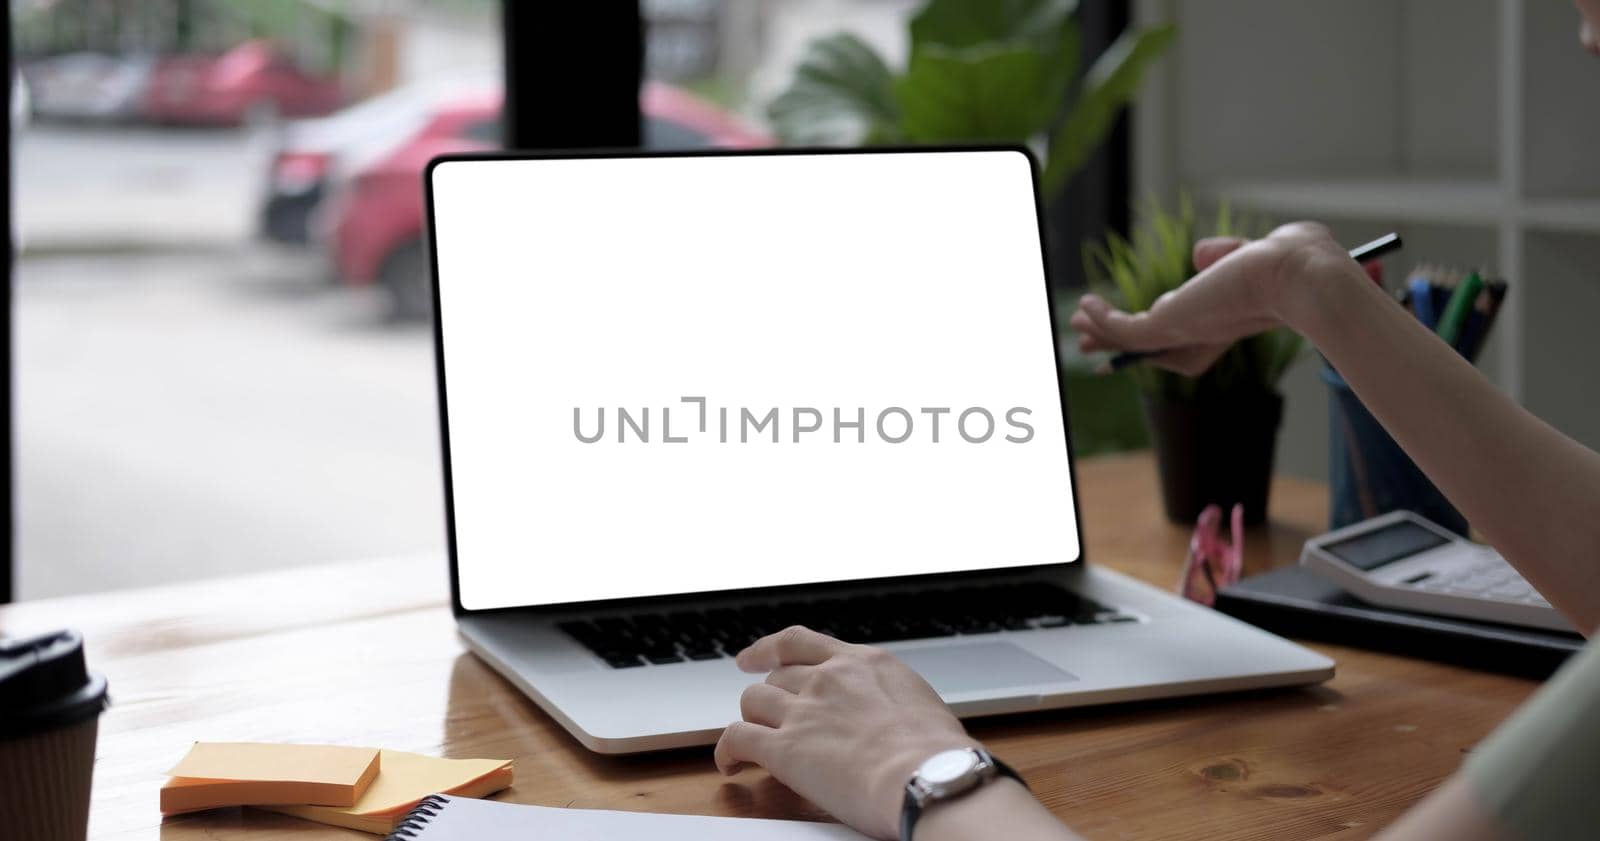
[{"left": 899, "top": 750, "right": 1026, "bottom": 841}]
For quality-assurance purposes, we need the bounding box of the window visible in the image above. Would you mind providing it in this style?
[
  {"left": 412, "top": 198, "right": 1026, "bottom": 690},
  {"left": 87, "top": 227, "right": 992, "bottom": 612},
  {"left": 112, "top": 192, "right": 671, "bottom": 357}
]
[
  {"left": 640, "top": 0, "right": 918, "bottom": 152},
  {"left": 12, "top": 0, "right": 501, "bottom": 598},
  {"left": 9, "top": 0, "right": 1131, "bottom": 600}
]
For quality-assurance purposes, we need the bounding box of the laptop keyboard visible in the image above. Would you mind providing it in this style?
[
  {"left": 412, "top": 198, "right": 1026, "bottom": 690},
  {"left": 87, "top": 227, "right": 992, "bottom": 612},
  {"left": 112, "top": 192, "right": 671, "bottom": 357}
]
[{"left": 557, "top": 582, "right": 1132, "bottom": 668}]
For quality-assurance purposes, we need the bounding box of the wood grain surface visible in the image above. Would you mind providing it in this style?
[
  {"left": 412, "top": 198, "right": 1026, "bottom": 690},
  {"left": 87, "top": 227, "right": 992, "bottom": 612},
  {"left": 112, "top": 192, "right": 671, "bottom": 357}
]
[{"left": 0, "top": 452, "right": 1541, "bottom": 840}]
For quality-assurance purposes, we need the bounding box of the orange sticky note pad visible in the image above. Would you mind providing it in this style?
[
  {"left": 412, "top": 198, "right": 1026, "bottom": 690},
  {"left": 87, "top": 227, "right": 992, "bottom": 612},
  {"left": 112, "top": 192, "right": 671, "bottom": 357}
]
[
  {"left": 261, "top": 749, "right": 514, "bottom": 833},
  {"left": 160, "top": 743, "right": 381, "bottom": 816}
]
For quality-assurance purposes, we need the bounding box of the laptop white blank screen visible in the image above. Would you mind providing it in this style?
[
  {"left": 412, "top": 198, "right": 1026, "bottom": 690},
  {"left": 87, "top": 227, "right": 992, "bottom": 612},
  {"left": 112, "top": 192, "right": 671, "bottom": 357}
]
[{"left": 430, "top": 150, "right": 1080, "bottom": 611}]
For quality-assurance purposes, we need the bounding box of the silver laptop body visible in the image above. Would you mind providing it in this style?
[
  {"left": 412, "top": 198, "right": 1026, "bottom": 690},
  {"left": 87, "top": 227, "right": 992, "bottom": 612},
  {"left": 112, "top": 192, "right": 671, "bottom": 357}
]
[{"left": 426, "top": 148, "right": 1333, "bottom": 754}]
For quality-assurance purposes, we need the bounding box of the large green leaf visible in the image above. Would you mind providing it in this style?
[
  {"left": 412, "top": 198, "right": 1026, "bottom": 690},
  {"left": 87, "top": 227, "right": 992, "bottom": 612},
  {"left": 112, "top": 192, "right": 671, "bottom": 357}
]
[
  {"left": 766, "top": 32, "right": 901, "bottom": 146},
  {"left": 908, "top": 0, "right": 1081, "bottom": 144},
  {"left": 1041, "top": 22, "right": 1176, "bottom": 194},
  {"left": 909, "top": 0, "right": 1079, "bottom": 50},
  {"left": 1035, "top": 19, "right": 1080, "bottom": 137},
  {"left": 895, "top": 43, "right": 1067, "bottom": 142}
]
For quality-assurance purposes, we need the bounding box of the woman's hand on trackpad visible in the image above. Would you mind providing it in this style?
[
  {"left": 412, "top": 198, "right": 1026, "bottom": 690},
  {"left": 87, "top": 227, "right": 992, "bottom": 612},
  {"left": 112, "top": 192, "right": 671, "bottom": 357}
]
[{"left": 715, "top": 625, "right": 978, "bottom": 840}]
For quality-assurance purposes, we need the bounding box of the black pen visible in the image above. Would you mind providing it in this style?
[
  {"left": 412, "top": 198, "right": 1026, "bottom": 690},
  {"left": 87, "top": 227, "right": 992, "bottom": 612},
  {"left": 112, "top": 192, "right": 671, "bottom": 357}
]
[{"left": 1098, "top": 232, "right": 1403, "bottom": 373}]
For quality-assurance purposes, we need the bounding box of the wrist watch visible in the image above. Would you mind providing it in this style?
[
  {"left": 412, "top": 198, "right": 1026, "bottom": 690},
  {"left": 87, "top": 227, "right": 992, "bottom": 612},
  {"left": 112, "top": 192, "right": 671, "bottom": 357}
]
[{"left": 900, "top": 746, "right": 1027, "bottom": 841}]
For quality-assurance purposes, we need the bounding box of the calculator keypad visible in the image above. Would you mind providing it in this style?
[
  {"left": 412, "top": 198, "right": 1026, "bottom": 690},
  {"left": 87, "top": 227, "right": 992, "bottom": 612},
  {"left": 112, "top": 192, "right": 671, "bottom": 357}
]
[{"left": 1414, "top": 559, "right": 1549, "bottom": 606}]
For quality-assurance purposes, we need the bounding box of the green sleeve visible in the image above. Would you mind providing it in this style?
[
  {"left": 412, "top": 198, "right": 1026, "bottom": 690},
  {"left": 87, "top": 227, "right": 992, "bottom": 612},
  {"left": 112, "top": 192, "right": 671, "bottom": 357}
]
[{"left": 1463, "top": 637, "right": 1600, "bottom": 840}]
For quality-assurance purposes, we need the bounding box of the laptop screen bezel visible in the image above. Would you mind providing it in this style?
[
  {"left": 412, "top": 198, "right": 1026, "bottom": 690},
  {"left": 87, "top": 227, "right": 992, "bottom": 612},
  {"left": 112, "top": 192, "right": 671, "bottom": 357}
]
[{"left": 425, "top": 145, "right": 1091, "bottom": 619}]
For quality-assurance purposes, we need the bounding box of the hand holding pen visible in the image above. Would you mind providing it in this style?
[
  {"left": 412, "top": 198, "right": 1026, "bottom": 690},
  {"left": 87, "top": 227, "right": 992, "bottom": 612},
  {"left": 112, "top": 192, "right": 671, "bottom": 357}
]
[{"left": 1072, "top": 226, "right": 1401, "bottom": 377}]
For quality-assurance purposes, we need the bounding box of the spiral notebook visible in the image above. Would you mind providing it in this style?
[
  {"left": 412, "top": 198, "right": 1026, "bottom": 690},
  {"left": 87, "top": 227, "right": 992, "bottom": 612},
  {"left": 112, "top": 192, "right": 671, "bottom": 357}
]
[{"left": 385, "top": 794, "right": 868, "bottom": 840}]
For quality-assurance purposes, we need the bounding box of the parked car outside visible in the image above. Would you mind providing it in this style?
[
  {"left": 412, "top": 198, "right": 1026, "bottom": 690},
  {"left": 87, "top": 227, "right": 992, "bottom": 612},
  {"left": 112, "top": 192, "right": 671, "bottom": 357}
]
[
  {"left": 319, "top": 87, "right": 501, "bottom": 317},
  {"left": 259, "top": 77, "right": 489, "bottom": 246},
  {"left": 141, "top": 39, "right": 342, "bottom": 127},
  {"left": 638, "top": 81, "right": 772, "bottom": 150},
  {"left": 22, "top": 52, "right": 154, "bottom": 122},
  {"left": 323, "top": 81, "right": 769, "bottom": 320}
]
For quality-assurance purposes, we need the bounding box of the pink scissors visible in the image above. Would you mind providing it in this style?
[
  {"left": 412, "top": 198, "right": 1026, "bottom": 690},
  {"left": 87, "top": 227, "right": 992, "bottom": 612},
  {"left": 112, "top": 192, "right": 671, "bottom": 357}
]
[{"left": 1177, "top": 503, "right": 1244, "bottom": 606}]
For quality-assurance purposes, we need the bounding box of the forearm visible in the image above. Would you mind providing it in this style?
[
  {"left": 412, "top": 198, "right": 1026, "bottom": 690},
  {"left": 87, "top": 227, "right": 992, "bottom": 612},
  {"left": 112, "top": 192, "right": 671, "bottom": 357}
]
[
  {"left": 915, "top": 778, "right": 1083, "bottom": 841},
  {"left": 915, "top": 770, "right": 1500, "bottom": 841},
  {"left": 1372, "top": 775, "right": 1507, "bottom": 841},
  {"left": 1287, "top": 265, "right": 1600, "bottom": 634}
]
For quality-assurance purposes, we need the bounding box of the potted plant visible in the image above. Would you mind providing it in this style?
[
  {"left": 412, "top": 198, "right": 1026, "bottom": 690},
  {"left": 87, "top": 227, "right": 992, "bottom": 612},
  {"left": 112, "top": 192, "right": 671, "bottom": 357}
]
[
  {"left": 765, "top": 0, "right": 1175, "bottom": 202},
  {"left": 1084, "top": 199, "right": 1302, "bottom": 525}
]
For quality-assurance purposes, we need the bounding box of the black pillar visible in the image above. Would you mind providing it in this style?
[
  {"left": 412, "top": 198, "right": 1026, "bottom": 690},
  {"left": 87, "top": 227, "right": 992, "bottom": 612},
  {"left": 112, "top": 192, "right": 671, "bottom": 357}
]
[
  {"left": 1052, "top": 0, "right": 1133, "bottom": 290},
  {"left": 501, "top": 3, "right": 643, "bottom": 150}
]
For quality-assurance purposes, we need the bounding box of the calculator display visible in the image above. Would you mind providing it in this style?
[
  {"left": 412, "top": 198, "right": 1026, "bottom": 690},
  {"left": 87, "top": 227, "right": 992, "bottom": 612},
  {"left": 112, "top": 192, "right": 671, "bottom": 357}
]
[{"left": 1323, "top": 521, "right": 1450, "bottom": 570}]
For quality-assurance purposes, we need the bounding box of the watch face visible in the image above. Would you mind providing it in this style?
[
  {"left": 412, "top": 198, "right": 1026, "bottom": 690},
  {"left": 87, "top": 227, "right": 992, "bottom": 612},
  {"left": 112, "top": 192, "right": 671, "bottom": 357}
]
[{"left": 918, "top": 749, "right": 979, "bottom": 785}]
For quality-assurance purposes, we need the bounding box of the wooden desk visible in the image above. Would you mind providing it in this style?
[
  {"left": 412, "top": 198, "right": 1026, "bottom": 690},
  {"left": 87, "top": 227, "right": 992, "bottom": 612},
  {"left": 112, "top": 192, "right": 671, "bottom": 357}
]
[{"left": 0, "top": 452, "right": 1541, "bottom": 840}]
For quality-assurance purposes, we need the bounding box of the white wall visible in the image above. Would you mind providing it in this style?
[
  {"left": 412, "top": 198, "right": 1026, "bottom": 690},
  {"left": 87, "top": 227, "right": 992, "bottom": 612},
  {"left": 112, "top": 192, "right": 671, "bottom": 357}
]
[{"left": 1135, "top": 0, "right": 1600, "bottom": 481}]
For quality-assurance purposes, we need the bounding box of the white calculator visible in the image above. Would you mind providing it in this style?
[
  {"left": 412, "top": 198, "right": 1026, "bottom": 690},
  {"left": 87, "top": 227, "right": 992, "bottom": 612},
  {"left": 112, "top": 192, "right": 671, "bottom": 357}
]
[{"left": 1300, "top": 510, "right": 1574, "bottom": 633}]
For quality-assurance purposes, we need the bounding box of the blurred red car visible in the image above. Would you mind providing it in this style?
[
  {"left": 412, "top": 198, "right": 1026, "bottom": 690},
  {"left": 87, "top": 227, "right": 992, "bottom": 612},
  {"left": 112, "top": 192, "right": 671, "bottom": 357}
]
[
  {"left": 324, "top": 81, "right": 769, "bottom": 318},
  {"left": 141, "top": 40, "right": 343, "bottom": 126},
  {"left": 258, "top": 76, "right": 492, "bottom": 245}
]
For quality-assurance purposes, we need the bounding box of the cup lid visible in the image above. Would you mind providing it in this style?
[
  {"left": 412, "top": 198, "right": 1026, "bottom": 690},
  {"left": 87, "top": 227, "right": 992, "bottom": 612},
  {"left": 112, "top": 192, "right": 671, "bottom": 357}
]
[{"left": 0, "top": 630, "right": 110, "bottom": 740}]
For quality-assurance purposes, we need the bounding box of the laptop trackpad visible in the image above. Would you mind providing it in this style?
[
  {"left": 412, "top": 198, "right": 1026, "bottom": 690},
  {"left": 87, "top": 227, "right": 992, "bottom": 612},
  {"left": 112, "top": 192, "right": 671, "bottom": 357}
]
[{"left": 897, "top": 642, "right": 1076, "bottom": 695}]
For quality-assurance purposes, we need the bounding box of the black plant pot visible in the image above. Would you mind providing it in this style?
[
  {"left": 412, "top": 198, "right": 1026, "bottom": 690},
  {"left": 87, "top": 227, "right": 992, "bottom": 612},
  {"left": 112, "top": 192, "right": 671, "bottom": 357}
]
[{"left": 1140, "top": 390, "right": 1284, "bottom": 526}]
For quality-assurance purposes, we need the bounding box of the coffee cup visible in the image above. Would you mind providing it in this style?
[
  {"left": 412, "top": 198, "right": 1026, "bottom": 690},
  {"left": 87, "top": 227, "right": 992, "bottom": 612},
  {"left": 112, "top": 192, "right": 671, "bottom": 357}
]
[{"left": 0, "top": 630, "right": 110, "bottom": 841}]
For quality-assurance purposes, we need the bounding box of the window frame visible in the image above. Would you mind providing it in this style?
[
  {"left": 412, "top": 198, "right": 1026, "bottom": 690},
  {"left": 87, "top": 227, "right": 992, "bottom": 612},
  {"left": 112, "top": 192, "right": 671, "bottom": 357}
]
[
  {"left": 501, "top": 4, "right": 643, "bottom": 150},
  {"left": 4, "top": 9, "right": 14, "bottom": 604}
]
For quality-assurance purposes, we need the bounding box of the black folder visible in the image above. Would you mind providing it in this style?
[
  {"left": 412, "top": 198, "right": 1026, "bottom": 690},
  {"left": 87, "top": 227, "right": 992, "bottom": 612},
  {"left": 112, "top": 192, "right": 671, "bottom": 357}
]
[{"left": 1215, "top": 566, "right": 1585, "bottom": 679}]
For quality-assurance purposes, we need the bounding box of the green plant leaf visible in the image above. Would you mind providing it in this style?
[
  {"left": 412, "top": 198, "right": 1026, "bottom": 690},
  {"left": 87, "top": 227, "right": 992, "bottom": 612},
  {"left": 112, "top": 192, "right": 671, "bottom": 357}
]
[
  {"left": 900, "top": 0, "right": 1081, "bottom": 146},
  {"left": 766, "top": 32, "right": 901, "bottom": 146},
  {"left": 1037, "top": 20, "right": 1081, "bottom": 134},
  {"left": 895, "top": 44, "right": 1060, "bottom": 142},
  {"left": 909, "top": 0, "right": 1079, "bottom": 50},
  {"left": 1041, "top": 22, "right": 1175, "bottom": 194}
]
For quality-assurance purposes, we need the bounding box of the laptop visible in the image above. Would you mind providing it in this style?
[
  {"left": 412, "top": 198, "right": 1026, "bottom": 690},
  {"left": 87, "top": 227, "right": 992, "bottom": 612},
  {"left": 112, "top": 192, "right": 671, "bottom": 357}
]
[{"left": 424, "top": 147, "right": 1333, "bottom": 754}]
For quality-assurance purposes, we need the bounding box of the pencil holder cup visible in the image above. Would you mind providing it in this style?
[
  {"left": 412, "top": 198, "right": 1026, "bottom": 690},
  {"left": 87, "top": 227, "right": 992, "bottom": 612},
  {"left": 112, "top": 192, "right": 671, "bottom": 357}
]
[{"left": 1324, "top": 365, "right": 1467, "bottom": 535}]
